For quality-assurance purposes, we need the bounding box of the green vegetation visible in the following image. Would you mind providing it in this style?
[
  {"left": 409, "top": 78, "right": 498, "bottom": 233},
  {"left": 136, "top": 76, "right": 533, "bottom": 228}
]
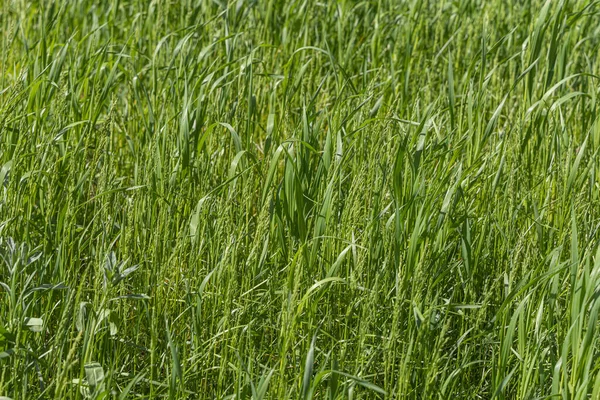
[{"left": 1, "top": 0, "right": 600, "bottom": 398}]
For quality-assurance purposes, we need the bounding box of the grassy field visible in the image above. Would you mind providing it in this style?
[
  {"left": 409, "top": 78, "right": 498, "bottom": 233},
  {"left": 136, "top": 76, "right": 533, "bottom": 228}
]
[{"left": 1, "top": 0, "right": 600, "bottom": 398}]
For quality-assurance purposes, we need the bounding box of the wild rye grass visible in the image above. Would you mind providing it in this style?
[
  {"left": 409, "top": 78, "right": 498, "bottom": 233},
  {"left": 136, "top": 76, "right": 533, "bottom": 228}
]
[{"left": 1, "top": 0, "right": 600, "bottom": 398}]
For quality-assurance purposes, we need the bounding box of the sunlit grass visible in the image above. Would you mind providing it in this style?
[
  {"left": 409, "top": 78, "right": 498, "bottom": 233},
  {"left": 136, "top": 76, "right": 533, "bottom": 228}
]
[{"left": 1, "top": 0, "right": 600, "bottom": 398}]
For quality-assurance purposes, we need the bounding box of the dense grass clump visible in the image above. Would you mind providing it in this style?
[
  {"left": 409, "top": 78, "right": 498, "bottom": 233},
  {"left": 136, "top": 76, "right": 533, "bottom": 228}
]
[{"left": 2, "top": 0, "right": 600, "bottom": 398}]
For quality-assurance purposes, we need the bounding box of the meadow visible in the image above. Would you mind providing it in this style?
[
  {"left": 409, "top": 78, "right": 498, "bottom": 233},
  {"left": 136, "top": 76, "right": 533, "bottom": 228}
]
[{"left": 1, "top": 0, "right": 600, "bottom": 398}]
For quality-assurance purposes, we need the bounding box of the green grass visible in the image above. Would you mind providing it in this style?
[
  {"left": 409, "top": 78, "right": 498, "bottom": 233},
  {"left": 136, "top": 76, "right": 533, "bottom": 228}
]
[{"left": 1, "top": 0, "right": 600, "bottom": 398}]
